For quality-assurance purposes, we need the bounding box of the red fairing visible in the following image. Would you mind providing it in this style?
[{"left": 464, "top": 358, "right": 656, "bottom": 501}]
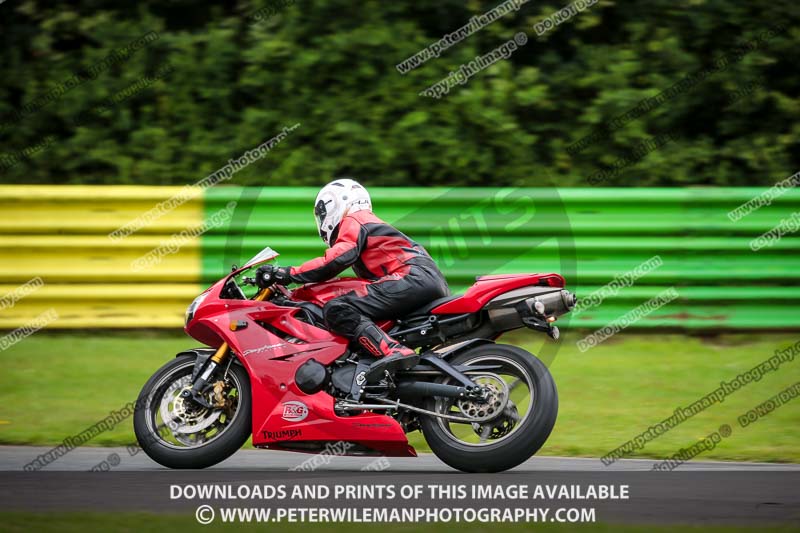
[
  {"left": 185, "top": 277, "right": 414, "bottom": 456},
  {"left": 431, "top": 273, "right": 566, "bottom": 314},
  {"left": 182, "top": 269, "right": 563, "bottom": 458}
]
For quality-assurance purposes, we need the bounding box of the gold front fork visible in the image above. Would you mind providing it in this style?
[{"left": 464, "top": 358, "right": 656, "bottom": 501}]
[
  {"left": 210, "top": 342, "right": 229, "bottom": 364},
  {"left": 210, "top": 287, "right": 272, "bottom": 364}
]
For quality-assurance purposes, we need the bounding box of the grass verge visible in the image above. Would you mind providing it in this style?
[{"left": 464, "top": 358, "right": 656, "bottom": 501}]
[
  {"left": 1, "top": 512, "right": 799, "bottom": 532},
  {"left": 0, "top": 331, "right": 798, "bottom": 462}
]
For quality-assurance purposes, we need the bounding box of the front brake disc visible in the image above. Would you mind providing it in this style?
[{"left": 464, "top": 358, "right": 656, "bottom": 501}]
[{"left": 159, "top": 377, "right": 223, "bottom": 444}]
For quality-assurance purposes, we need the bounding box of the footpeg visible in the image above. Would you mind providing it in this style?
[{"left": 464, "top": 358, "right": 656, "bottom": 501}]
[{"left": 348, "top": 361, "right": 373, "bottom": 401}]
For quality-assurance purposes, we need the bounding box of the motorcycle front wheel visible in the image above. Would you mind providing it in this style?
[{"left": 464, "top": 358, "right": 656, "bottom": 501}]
[
  {"left": 133, "top": 354, "right": 252, "bottom": 469},
  {"left": 420, "top": 343, "right": 558, "bottom": 473}
]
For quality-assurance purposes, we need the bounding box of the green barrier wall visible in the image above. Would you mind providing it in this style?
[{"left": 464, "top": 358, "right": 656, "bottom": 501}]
[
  {"left": 203, "top": 187, "right": 800, "bottom": 330},
  {"left": 1, "top": 186, "right": 796, "bottom": 330}
]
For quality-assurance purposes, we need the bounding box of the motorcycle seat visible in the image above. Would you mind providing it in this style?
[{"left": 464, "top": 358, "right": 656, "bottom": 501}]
[{"left": 403, "top": 295, "right": 461, "bottom": 318}]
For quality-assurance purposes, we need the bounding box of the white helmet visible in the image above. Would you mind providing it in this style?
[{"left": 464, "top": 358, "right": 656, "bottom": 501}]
[{"left": 314, "top": 178, "right": 372, "bottom": 245}]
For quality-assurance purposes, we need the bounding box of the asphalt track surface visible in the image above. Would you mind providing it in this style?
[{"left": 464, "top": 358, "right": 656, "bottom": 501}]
[
  {"left": 1, "top": 446, "right": 799, "bottom": 525},
  {"left": 2, "top": 445, "right": 800, "bottom": 471}
]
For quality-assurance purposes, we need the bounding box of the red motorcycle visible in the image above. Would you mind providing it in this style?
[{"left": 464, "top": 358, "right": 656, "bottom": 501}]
[{"left": 134, "top": 247, "right": 576, "bottom": 472}]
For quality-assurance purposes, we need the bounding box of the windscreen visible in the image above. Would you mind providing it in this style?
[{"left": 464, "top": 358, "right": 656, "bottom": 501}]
[{"left": 242, "top": 246, "right": 279, "bottom": 269}]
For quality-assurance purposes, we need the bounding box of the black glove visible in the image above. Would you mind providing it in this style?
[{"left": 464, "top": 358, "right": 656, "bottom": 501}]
[{"left": 256, "top": 264, "right": 292, "bottom": 288}]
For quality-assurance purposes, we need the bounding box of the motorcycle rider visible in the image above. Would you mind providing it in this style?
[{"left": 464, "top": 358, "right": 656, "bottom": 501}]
[{"left": 256, "top": 178, "right": 450, "bottom": 382}]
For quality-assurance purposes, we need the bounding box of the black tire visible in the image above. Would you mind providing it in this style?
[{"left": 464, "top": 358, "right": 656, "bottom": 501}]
[
  {"left": 133, "top": 355, "right": 252, "bottom": 469},
  {"left": 419, "top": 343, "right": 558, "bottom": 473}
]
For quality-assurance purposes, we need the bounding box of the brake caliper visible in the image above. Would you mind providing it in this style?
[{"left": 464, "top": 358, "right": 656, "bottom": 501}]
[{"left": 212, "top": 380, "right": 231, "bottom": 409}]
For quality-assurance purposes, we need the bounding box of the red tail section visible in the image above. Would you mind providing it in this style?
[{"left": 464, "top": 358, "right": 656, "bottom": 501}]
[{"left": 430, "top": 273, "right": 566, "bottom": 314}]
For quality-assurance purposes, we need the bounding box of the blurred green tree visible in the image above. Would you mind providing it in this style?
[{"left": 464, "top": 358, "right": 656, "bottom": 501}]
[{"left": 0, "top": 0, "right": 797, "bottom": 186}]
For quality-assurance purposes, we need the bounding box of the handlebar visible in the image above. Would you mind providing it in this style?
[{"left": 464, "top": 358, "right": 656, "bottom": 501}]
[{"left": 227, "top": 264, "right": 278, "bottom": 301}]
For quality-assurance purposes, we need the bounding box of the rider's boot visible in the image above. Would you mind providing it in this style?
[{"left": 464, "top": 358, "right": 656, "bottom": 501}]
[{"left": 353, "top": 321, "right": 419, "bottom": 383}]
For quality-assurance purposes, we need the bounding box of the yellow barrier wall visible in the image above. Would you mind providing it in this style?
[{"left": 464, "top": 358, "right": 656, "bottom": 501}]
[{"left": 0, "top": 186, "right": 204, "bottom": 328}]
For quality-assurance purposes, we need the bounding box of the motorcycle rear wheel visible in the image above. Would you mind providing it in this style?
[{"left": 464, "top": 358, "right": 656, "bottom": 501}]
[{"left": 420, "top": 343, "right": 558, "bottom": 473}]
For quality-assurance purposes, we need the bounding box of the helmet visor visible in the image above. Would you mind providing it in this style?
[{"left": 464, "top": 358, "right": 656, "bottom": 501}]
[
  {"left": 314, "top": 199, "right": 328, "bottom": 240},
  {"left": 314, "top": 199, "right": 327, "bottom": 225}
]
